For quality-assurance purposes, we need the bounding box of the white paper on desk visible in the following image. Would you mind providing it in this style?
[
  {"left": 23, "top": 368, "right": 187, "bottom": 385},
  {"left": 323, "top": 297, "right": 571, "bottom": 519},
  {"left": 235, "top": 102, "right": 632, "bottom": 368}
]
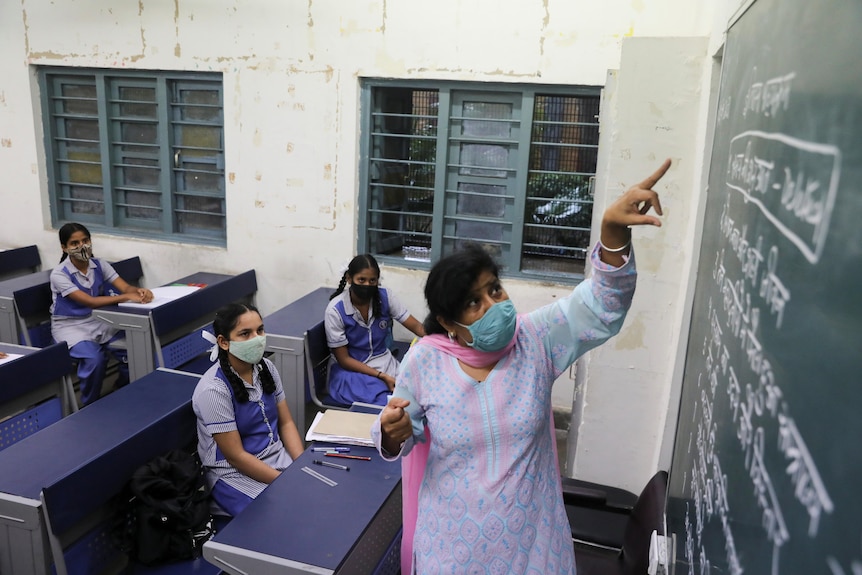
[
  {"left": 0, "top": 353, "right": 24, "bottom": 365},
  {"left": 117, "top": 285, "right": 201, "bottom": 309},
  {"left": 305, "top": 410, "right": 377, "bottom": 447}
]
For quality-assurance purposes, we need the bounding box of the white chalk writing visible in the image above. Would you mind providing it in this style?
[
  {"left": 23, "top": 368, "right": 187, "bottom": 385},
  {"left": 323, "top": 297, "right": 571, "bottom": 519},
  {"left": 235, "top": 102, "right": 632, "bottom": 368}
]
[
  {"left": 743, "top": 71, "right": 796, "bottom": 118},
  {"left": 725, "top": 131, "right": 840, "bottom": 264}
]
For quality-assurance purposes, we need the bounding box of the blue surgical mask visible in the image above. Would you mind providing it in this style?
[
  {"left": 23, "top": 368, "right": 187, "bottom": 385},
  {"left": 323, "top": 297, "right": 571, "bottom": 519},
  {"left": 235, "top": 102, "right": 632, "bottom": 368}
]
[
  {"left": 229, "top": 335, "right": 267, "bottom": 365},
  {"left": 455, "top": 300, "right": 518, "bottom": 352}
]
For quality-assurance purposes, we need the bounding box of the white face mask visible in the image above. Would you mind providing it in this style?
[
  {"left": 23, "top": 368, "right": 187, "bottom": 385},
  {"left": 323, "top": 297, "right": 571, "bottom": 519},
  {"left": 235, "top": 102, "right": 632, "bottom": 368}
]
[{"left": 228, "top": 335, "right": 267, "bottom": 365}]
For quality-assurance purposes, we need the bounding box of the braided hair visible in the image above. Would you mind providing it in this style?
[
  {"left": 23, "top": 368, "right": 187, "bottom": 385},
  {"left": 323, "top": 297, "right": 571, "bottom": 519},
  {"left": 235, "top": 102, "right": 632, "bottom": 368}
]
[
  {"left": 329, "top": 254, "right": 383, "bottom": 320},
  {"left": 213, "top": 302, "right": 276, "bottom": 403}
]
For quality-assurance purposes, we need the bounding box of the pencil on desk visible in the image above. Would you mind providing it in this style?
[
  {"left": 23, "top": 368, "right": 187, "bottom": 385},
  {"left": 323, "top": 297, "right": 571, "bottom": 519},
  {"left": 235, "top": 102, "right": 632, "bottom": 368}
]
[
  {"left": 314, "top": 459, "right": 349, "bottom": 471},
  {"left": 325, "top": 453, "right": 371, "bottom": 461}
]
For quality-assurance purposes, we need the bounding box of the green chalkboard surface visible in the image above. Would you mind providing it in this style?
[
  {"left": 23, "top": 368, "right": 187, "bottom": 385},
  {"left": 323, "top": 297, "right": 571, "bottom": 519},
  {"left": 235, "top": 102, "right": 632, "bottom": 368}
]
[{"left": 667, "top": 0, "right": 862, "bottom": 573}]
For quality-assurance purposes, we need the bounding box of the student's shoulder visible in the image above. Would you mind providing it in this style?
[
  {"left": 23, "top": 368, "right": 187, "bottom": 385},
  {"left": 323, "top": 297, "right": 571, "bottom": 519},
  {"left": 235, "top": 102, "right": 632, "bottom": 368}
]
[
  {"left": 324, "top": 295, "right": 339, "bottom": 310},
  {"left": 261, "top": 356, "right": 279, "bottom": 377},
  {"left": 324, "top": 292, "right": 348, "bottom": 315},
  {"left": 95, "top": 257, "right": 112, "bottom": 268},
  {"left": 49, "top": 260, "right": 73, "bottom": 282},
  {"left": 93, "top": 258, "right": 118, "bottom": 275},
  {"left": 193, "top": 364, "right": 228, "bottom": 396}
]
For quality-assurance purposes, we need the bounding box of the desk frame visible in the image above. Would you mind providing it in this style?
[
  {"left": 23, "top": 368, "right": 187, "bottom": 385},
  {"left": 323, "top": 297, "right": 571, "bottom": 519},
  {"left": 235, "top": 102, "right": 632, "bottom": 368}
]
[
  {"left": 0, "top": 271, "right": 51, "bottom": 345},
  {"left": 92, "top": 271, "right": 254, "bottom": 382},
  {"left": 263, "top": 287, "right": 332, "bottom": 435}
]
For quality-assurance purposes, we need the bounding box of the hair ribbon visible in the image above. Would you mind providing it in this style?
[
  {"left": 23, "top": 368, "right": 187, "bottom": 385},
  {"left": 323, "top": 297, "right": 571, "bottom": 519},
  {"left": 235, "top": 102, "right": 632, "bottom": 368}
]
[{"left": 201, "top": 330, "right": 219, "bottom": 362}]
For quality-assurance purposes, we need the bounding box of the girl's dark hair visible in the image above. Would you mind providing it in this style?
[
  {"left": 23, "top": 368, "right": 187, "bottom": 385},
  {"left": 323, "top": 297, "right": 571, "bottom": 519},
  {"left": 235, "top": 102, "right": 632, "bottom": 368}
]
[
  {"left": 58, "top": 222, "right": 91, "bottom": 263},
  {"left": 213, "top": 302, "right": 275, "bottom": 403},
  {"left": 329, "top": 253, "right": 383, "bottom": 319},
  {"left": 423, "top": 242, "right": 500, "bottom": 335}
]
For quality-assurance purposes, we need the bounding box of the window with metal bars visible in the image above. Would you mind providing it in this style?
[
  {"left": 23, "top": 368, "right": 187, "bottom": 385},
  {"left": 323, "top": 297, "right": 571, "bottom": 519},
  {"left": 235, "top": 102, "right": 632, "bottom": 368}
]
[
  {"left": 359, "top": 81, "right": 600, "bottom": 280},
  {"left": 40, "top": 69, "right": 226, "bottom": 244}
]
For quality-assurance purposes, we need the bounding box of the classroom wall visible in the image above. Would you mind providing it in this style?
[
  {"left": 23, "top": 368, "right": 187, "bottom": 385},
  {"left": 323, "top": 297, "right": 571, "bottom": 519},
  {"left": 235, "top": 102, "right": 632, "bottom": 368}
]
[
  {"left": 568, "top": 36, "right": 711, "bottom": 487},
  {"left": 0, "top": 0, "right": 742, "bottom": 492}
]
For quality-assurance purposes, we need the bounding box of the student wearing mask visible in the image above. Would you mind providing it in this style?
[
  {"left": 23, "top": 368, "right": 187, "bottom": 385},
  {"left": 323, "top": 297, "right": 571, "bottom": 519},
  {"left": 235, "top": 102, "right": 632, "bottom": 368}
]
[
  {"left": 193, "top": 303, "right": 304, "bottom": 517},
  {"left": 375, "top": 160, "right": 672, "bottom": 574},
  {"left": 324, "top": 254, "right": 426, "bottom": 406},
  {"left": 50, "top": 222, "right": 153, "bottom": 406}
]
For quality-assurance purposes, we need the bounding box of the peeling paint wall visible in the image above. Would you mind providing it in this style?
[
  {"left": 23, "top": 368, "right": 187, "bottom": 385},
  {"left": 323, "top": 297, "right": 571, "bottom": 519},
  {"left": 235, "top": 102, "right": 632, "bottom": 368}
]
[
  {"left": 0, "top": 0, "right": 746, "bottom": 492},
  {"left": 571, "top": 37, "right": 713, "bottom": 491}
]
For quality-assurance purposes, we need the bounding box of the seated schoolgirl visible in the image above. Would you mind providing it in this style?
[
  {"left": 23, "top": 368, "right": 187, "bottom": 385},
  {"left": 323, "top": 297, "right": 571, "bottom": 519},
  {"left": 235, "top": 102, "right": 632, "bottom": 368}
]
[
  {"left": 192, "top": 303, "right": 304, "bottom": 517},
  {"left": 49, "top": 222, "right": 154, "bottom": 407},
  {"left": 324, "top": 254, "right": 425, "bottom": 407}
]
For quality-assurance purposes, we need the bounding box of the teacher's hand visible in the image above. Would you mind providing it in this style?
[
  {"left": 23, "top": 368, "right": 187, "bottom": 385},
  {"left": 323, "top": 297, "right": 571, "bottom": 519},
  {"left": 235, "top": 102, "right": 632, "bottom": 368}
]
[
  {"left": 599, "top": 159, "right": 670, "bottom": 265},
  {"left": 602, "top": 158, "right": 669, "bottom": 232},
  {"left": 380, "top": 396, "right": 412, "bottom": 447}
]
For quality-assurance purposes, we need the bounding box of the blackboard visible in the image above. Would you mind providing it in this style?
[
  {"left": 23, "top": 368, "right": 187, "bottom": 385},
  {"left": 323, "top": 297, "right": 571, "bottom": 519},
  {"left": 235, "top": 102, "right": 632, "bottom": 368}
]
[{"left": 667, "top": 0, "right": 862, "bottom": 574}]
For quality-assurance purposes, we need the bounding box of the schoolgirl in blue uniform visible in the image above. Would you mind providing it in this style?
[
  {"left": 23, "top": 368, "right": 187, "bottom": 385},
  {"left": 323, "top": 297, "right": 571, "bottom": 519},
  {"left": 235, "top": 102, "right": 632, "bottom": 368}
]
[
  {"left": 192, "top": 303, "right": 304, "bottom": 517},
  {"left": 324, "top": 254, "right": 425, "bottom": 406},
  {"left": 49, "top": 223, "right": 153, "bottom": 406}
]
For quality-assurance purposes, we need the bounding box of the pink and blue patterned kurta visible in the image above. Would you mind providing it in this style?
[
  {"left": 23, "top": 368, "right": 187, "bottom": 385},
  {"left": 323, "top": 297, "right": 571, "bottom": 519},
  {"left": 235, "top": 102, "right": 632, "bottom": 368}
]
[{"left": 372, "top": 245, "right": 637, "bottom": 575}]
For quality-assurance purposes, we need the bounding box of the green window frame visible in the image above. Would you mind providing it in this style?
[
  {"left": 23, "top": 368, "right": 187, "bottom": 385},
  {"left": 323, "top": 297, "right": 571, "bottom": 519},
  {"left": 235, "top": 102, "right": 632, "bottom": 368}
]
[
  {"left": 40, "top": 68, "right": 226, "bottom": 245},
  {"left": 359, "top": 80, "right": 601, "bottom": 281}
]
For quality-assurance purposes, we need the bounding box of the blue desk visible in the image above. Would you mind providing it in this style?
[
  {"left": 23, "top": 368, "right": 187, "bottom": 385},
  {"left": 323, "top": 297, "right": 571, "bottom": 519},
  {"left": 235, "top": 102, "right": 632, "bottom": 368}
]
[
  {"left": 0, "top": 270, "right": 51, "bottom": 344},
  {"left": 0, "top": 368, "right": 199, "bottom": 575},
  {"left": 92, "top": 271, "right": 256, "bottom": 382},
  {"left": 263, "top": 287, "right": 331, "bottom": 435},
  {"left": 0, "top": 342, "right": 76, "bottom": 425},
  {"left": 203, "top": 443, "right": 402, "bottom": 575}
]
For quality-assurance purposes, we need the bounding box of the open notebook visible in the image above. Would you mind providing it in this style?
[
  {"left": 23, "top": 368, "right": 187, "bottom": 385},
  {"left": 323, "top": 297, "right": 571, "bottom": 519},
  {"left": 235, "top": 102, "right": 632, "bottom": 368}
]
[
  {"left": 0, "top": 353, "right": 24, "bottom": 366},
  {"left": 305, "top": 409, "right": 379, "bottom": 447},
  {"left": 117, "top": 285, "right": 200, "bottom": 309}
]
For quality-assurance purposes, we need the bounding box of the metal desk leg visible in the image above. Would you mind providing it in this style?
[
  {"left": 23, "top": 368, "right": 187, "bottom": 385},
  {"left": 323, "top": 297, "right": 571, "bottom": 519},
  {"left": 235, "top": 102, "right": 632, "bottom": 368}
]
[
  {"left": 0, "top": 298, "right": 19, "bottom": 344},
  {"left": 266, "top": 338, "right": 306, "bottom": 436},
  {"left": 125, "top": 327, "right": 155, "bottom": 382}
]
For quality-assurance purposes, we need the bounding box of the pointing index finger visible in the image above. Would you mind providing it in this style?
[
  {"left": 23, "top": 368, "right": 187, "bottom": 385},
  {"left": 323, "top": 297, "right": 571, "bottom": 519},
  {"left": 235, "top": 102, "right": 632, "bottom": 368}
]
[{"left": 638, "top": 158, "right": 672, "bottom": 190}]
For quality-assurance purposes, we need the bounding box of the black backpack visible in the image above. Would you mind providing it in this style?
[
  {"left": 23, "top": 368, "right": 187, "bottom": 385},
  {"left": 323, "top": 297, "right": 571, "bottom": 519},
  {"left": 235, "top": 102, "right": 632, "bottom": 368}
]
[{"left": 120, "top": 449, "right": 215, "bottom": 565}]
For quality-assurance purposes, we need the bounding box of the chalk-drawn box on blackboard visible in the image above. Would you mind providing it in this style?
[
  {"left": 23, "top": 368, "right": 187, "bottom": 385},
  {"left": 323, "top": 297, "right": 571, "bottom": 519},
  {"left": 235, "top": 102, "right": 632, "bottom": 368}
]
[{"left": 725, "top": 131, "right": 840, "bottom": 264}]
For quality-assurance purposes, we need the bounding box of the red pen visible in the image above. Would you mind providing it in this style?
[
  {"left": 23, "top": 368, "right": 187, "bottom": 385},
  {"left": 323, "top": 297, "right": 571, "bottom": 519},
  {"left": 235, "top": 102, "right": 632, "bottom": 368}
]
[{"left": 325, "top": 453, "right": 371, "bottom": 461}]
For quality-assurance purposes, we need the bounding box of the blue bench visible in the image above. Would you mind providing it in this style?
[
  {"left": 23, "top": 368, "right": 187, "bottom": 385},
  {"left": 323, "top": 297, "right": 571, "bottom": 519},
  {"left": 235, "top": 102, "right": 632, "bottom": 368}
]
[
  {"left": 0, "top": 368, "right": 220, "bottom": 575},
  {"left": 0, "top": 342, "right": 76, "bottom": 452},
  {"left": 151, "top": 270, "right": 257, "bottom": 375},
  {"left": 0, "top": 245, "right": 41, "bottom": 281}
]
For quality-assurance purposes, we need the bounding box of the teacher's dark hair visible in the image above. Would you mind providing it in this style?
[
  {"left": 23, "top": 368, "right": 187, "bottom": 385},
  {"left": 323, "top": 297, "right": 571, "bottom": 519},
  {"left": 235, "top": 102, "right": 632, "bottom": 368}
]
[
  {"left": 212, "top": 302, "right": 275, "bottom": 402},
  {"left": 423, "top": 242, "right": 500, "bottom": 335},
  {"left": 57, "top": 222, "right": 91, "bottom": 263}
]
